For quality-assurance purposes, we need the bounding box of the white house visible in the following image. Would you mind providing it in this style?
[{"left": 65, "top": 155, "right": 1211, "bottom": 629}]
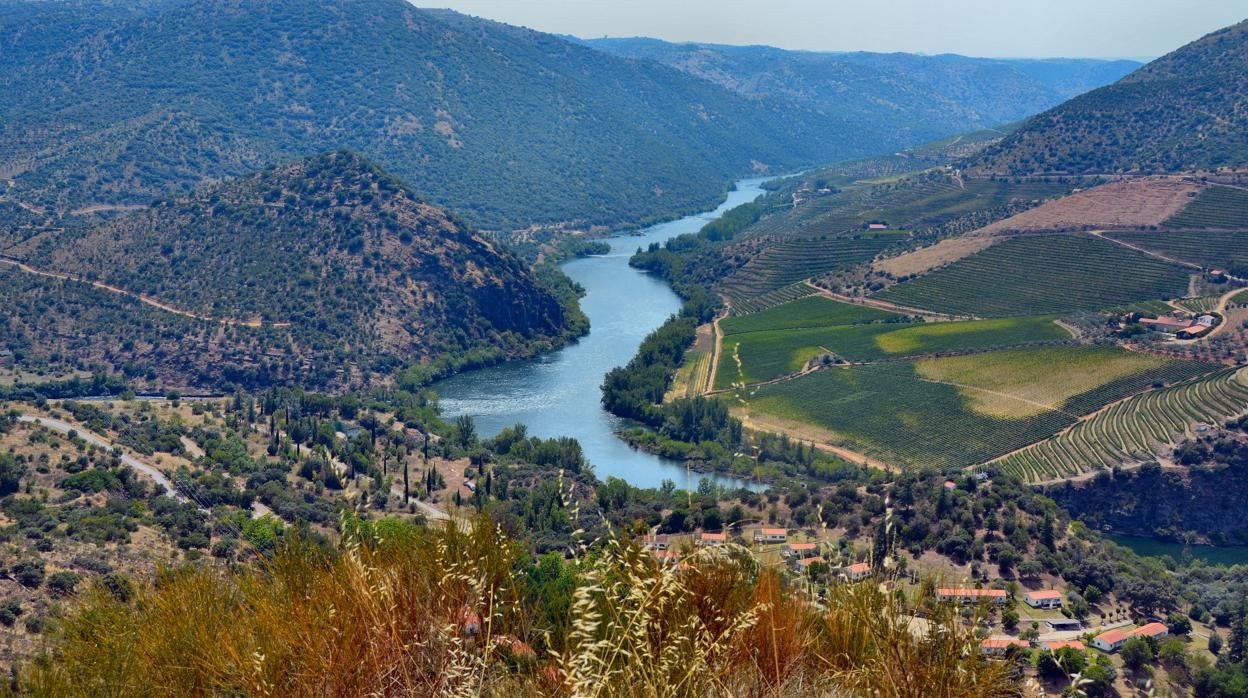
[
  {"left": 1024, "top": 589, "right": 1063, "bottom": 609},
  {"left": 754, "top": 527, "right": 788, "bottom": 543}
]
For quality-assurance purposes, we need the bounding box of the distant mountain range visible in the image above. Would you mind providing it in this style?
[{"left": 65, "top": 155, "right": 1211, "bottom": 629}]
[
  {"left": 2, "top": 151, "right": 576, "bottom": 389},
  {"left": 580, "top": 38, "right": 1139, "bottom": 133},
  {"left": 0, "top": 0, "right": 1133, "bottom": 232},
  {"left": 970, "top": 19, "right": 1248, "bottom": 174}
]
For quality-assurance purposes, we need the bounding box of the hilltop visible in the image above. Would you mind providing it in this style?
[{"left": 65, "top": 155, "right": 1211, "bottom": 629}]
[
  {"left": 969, "top": 19, "right": 1248, "bottom": 174},
  {"left": 582, "top": 38, "right": 1138, "bottom": 134},
  {"left": 0, "top": 151, "right": 578, "bottom": 390}
]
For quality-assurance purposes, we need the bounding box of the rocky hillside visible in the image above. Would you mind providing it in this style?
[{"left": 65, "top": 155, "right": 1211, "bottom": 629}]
[
  {"left": 969, "top": 19, "right": 1248, "bottom": 174},
  {"left": 2, "top": 151, "right": 577, "bottom": 389}
]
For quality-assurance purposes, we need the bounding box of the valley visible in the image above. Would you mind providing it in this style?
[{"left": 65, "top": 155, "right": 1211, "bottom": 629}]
[{"left": 1, "top": 3, "right": 1248, "bottom": 696}]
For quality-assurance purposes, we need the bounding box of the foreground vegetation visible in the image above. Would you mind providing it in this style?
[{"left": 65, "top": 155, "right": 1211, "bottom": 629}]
[{"left": 21, "top": 517, "right": 1014, "bottom": 697}]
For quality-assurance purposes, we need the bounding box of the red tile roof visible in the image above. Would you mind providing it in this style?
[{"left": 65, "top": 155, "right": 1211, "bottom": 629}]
[
  {"left": 788, "top": 542, "right": 818, "bottom": 551},
  {"left": 1134, "top": 622, "right": 1169, "bottom": 638},
  {"left": 760, "top": 527, "right": 787, "bottom": 536},
  {"left": 1043, "top": 640, "right": 1085, "bottom": 651},
  {"left": 1095, "top": 628, "right": 1131, "bottom": 645},
  {"left": 700, "top": 532, "right": 727, "bottom": 542},
  {"left": 846, "top": 562, "right": 870, "bottom": 574},
  {"left": 1027, "top": 589, "right": 1063, "bottom": 600}
]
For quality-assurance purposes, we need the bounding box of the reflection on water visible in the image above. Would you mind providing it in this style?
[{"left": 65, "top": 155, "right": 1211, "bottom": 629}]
[{"left": 435, "top": 178, "right": 774, "bottom": 491}]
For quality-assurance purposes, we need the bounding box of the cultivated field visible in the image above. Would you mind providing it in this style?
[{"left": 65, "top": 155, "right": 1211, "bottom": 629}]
[
  {"left": 874, "top": 178, "right": 1199, "bottom": 277},
  {"left": 720, "top": 232, "right": 905, "bottom": 301},
  {"left": 727, "top": 282, "right": 816, "bottom": 315},
  {"left": 1163, "top": 185, "right": 1248, "bottom": 229},
  {"left": 973, "top": 178, "right": 1201, "bottom": 235},
  {"left": 914, "top": 346, "right": 1214, "bottom": 419},
  {"left": 743, "top": 362, "right": 1073, "bottom": 469},
  {"left": 877, "top": 233, "right": 1192, "bottom": 317},
  {"left": 1106, "top": 230, "right": 1248, "bottom": 275},
  {"left": 997, "top": 367, "right": 1248, "bottom": 482},
  {"left": 716, "top": 298, "right": 1071, "bottom": 389}
]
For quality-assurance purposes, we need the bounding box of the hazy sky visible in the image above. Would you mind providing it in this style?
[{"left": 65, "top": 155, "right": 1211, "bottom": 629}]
[{"left": 419, "top": 1, "right": 1246, "bottom": 60}]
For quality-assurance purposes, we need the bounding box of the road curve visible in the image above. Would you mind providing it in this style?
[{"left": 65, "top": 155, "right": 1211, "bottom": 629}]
[{"left": 17, "top": 415, "right": 187, "bottom": 503}]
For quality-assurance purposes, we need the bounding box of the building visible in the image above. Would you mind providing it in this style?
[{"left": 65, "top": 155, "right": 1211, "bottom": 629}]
[
  {"left": 943, "top": 480, "right": 957, "bottom": 490},
  {"left": 1023, "top": 589, "right": 1063, "bottom": 609},
  {"left": 1043, "top": 640, "right": 1085, "bottom": 652},
  {"left": 793, "top": 556, "right": 827, "bottom": 574},
  {"left": 785, "top": 542, "right": 818, "bottom": 558},
  {"left": 641, "top": 534, "right": 669, "bottom": 551},
  {"left": 867, "top": 222, "right": 889, "bottom": 230},
  {"left": 844, "top": 562, "right": 871, "bottom": 581},
  {"left": 980, "top": 638, "right": 1029, "bottom": 656},
  {"left": 651, "top": 549, "right": 681, "bottom": 566},
  {"left": 937, "top": 588, "right": 1008, "bottom": 604},
  {"left": 698, "top": 532, "right": 727, "bottom": 547},
  {"left": 1140, "top": 315, "right": 1191, "bottom": 332},
  {"left": 755, "top": 527, "right": 788, "bottom": 543},
  {"left": 1134, "top": 622, "right": 1170, "bottom": 641},
  {"left": 1092, "top": 622, "right": 1169, "bottom": 653}
]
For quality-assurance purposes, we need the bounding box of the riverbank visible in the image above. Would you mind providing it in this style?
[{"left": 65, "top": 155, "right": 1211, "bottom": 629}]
[{"left": 434, "top": 176, "right": 776, "bottom": 491}]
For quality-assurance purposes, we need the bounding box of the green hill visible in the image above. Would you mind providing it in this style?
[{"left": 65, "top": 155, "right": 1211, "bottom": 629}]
[
  {"left": 583, "top": 38, "right": 1137, "bottom": 133},
  {"left": 969, "top": 19, "right": 1248, "bottom": 174},
  {"left": 3, "top": 151, "right": 579, "bottom": 389}
]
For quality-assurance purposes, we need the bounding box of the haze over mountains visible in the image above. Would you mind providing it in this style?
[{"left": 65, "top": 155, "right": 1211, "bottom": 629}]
[
  {"left": 2, "top": 0, "right": 1134, "bottom": 233},
  {"left": 581, "top": 38, "right": 1139, "bottom": 134}
]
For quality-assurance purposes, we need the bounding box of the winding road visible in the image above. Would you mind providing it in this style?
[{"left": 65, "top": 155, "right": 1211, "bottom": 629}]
[{"left": 16, "top": 415, "right": 187, "bottom": 504}]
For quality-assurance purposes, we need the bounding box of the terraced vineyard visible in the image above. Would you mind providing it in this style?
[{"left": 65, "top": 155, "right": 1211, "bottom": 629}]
[
  {"left": 745, "top": 362, "right": 1074, "bottom": 470},
  {"left": 877, "top": 234, "right": 1192, "bottom": 316},
  {"left": 1174, "top": 296, "right": 1223, "bottom": 313},
  {"left": 720, "top": 232, "right": 906, "bottom": 299},
  {"left": 1106, "top": 230, "right": 1248, "bottom": 276},
  {"left": 1163, "top": 186, "right": 1248, "bottom": 229},
  {"left": 997, "top": 367, "right": 1248, "bottom": 482},
  {"left": 721, "top": 296, "right": 896, "bottom": 335},
  {"left": 727, "top": 283, "right": 816, "bottom": 315}
]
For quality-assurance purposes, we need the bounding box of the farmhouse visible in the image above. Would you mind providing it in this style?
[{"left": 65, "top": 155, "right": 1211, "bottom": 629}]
[
  {"left": 755, "top": 527, "right": 788, "bottom": 543},
  {"left": 1178, "top": 322, "right": 1214, "bottom": 339},
  {"left": 651, "top": 549, "right": 681, "bottom": 566},
  {"left": 867, "top": 223, "right": 889, "bottom": 230},
  {"left": 784, "top": 542, "right": 818, "bottom": 558},
  {"left": 1023, "top": 589, "right": 1063, "bottom": 609},
  {"left": 698, "top": 532, "right": 727, "bottom": 547},
  {"left": 844, "top": 562, "right": 871, "bottom": 581},
  {"left": 937, "top": 588, "right": 1008, "bottom": 604},
  {"left": 1140, "top": 315, "right": 1190, "bottom": 332},
  {"left": 793, "top": 556, "right": 827, "bottom": 574},
  {"left": 1043, "top": 640, "right": 1085, "bottom": 652},
  {"left": 980, "top": 638, "right": 1029, "bottom": 656},
  {"left": 1092, "top": 622, "right": 1169, "bottom": 652}
]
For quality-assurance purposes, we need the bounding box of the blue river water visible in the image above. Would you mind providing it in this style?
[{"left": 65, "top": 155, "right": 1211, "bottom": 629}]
[{"left": 434, "top": 177, "right": 774, "bottom": 491}]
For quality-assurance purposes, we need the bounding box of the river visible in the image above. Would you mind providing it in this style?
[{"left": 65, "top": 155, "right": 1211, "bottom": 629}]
[{"left": 434, "top": 177, "right": 774, "bottom": 491}]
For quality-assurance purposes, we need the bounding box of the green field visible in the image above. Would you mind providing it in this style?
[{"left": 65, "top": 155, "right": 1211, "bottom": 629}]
[
  {"left": 740, "top": 346, "right": 1219, "bottom": 470},
  {"left": 915, "top": 346, "right": 1216, "bottom": 419},
  {"left": 876, "top": 234, "right": 1192, "bottom": 317},
  {"left": 716, "top": 298, "right": 1071, "bottom": 389},
  {"left": 721, "top": 296, "right": 896, "bottom": 335},
  {"left": 1107, "top": 230, "right": 1248, "bottom": 276},
  {"left": 998, "top": 367, "right": 1248, "bottom": 482},
  {"left": 728, "top": 283, "right": 817, "bottom": 315},
  {"left": 1163, "top": 186, "right": 1248, "bottom": 229},
  {"left": 746, "top": 362, "right": 1074, "bottom": 469}
]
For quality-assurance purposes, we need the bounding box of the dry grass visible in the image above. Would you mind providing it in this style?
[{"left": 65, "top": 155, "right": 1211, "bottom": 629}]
[
  {"left": 21, "top": 516, "right": 1015, "bottom": 697},
  {"left": 875, "top": 236, "right": 997, "bottom": 278},
  {"left": 974, "top": 178, "right": 1200, "bottom": 235}
]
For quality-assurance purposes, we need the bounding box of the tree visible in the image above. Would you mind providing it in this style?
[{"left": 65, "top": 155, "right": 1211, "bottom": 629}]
[
  {"left": 1002, "top": 605, "right": 1019, "bottom": 630},
  {"left": 1166, "top": 612, "right": 1193, "bottom": 636},
  {"left": 1209, "top": 632, "right": 1223, "bottom": 657},
  {"left": 0, "top": 453, "right": 24, "bottom": 495},
  {"left": 1121, "top": 636, "right": 1155, "bottom": 672}
]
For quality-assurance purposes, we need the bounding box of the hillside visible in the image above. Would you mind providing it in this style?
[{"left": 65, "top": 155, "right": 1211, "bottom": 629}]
[
  {"left": 0, "top": 151, "right": 578, "bottom": 389},
  {"left": 582, "top": 38, "right": 1138, "bottom": 134},
  {"left": 970, "top": 19, "right": 1248, "bottom": 174}
]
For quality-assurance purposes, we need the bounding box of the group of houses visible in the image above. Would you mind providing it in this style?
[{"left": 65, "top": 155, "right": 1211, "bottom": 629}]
[
  {"left": 640, "top": 528, "right": 872, "bottom": 581},
  {"left": 936, "top": 587, "right": 1064, "bottom": 608},
  {"left": 1139, "top": 312, "right": 1219, "bottom": 339},
  {"left": 980, "top": 638, "right": 1086, "bottom": 656}
]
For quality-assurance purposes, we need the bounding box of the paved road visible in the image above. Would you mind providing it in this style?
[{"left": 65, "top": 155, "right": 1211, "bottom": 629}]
[{"left": 17, "top": 415, "right": 187, "bottom": 503}]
